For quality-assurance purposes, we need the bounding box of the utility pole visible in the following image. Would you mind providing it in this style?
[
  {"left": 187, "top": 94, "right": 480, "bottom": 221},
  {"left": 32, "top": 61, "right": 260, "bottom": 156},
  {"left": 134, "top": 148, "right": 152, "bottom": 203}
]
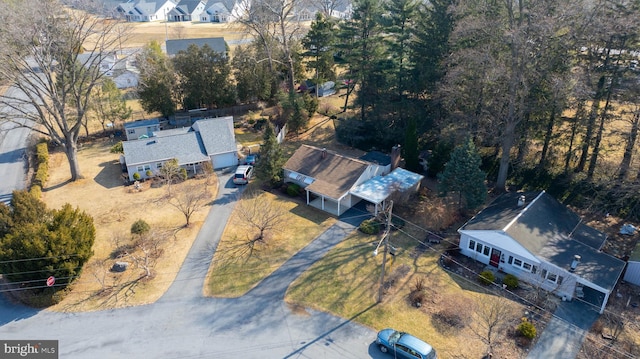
[{"left": 375, "top": 201, "right": 393, "bottom": 303}]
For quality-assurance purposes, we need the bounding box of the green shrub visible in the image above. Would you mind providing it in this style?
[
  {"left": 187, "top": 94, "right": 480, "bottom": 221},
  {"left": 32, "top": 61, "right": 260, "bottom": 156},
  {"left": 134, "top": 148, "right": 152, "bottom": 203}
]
[
  {"left": 110, "top": 141, "right": 124, "bottom": 154},
  {"left": 29, "top": 184, "right": 42, "bottom": 199},
  {"left": 359, "top": 219, "right": 381, "bottom": 234},
  {"left": 145, "top": 170, "right": 153, "bottom": 177},
  {"left": 179, "top": 168, "right": 188, "bottom": 180},
  {"left": 133, "top": 172, "right": 141, "bottom": 181},
  {"left": 503, "top": 274, "right": 519, "bottom": 289},
  {"left": 517, "top": 319, "right": 537, "bottom": 339},
  {"left": 247, "top": 119, "right": 256, "bottom": 125},
  {"left": 478, "top": 270, "right": 495, "bottom": 285},
  {"left": 286, "top": 183, "right": 301, "bottom": 197},
  {"left": 36, "top": 142, "right": 49, "bottom": 163}
]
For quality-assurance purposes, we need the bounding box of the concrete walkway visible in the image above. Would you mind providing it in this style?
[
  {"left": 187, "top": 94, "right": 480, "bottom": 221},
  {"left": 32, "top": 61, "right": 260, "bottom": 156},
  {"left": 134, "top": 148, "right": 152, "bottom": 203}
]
[{"left": 526, "top": 300, "right": 599, "bottom": 359}]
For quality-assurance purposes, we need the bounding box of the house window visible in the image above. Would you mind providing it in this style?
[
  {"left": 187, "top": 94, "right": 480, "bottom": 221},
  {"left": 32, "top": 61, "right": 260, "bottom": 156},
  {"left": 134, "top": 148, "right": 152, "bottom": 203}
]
[
  {"left": 475, "top": 243, "right": 483, "bottom": 253},
  {"left": 137, "top": 165, "right": 144, "bottom": 172},
  {"left": 469, "top": 240, "right": 476, "bottom": 250},
  {"left": 143, "top": 165, "right": 151, "bottom": 171},
  {"left": 508, "top": 256, "right": 513, "bottom": 264},
  {"left": 128, "top": 129, "right": 136, "bottom": 134},
  {"left": 511, "top": 258, "right": 534, "bottom": 273},
  {"left": 483, "top": 246, "right": 490, "bottom": 256},
  {"left": 513, "top": 258, "right": 522, "bottom": 266},
  {"left": 542, "top": 271, "right": 563, "bottom": 284}
]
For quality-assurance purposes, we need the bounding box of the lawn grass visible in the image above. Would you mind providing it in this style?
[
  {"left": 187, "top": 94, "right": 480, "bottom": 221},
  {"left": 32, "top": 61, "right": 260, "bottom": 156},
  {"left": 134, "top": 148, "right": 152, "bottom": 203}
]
[
  {"left": 285, "top": 223, "right": 528, "bottom": 359},
  {"left": 205, "top": 187, "right": 337, "bottom": 297}
]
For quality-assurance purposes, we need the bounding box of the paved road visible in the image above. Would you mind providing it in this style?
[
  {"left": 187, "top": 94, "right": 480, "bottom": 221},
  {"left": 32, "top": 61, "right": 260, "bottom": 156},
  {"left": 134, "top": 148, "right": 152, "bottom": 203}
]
[
  {"left": 0, "top": 171, "right": 383, "bottom": 358},
  {"left": 0, "top": 86, "right": 32, "bottom": 204}
]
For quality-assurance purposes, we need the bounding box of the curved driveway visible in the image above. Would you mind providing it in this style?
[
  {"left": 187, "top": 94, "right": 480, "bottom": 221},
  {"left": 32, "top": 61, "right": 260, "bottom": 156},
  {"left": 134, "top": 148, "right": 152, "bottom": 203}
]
[{"left": 0, "top": 170, "right": 382, "bottom": 358}]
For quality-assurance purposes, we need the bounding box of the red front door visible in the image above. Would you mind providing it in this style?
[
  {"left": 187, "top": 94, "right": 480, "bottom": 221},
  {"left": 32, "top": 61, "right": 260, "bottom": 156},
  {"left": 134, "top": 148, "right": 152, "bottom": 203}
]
[{"left": 490, "top": 248, "right": 501, "bottom": 267}]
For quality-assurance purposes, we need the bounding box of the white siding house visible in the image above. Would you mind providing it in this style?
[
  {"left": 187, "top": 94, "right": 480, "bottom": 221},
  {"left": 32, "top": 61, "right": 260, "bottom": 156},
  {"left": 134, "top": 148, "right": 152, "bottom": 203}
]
[
  {"left": 122, "top": 116, "right": 237, "bottom": 181},
  {"left": 458, "top": 191, "right": 625, "bottom": 314}
]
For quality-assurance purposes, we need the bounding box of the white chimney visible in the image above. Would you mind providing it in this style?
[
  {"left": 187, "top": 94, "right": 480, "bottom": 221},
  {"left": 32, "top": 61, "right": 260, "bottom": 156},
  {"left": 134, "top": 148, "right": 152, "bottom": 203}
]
[
  {"left": 570, "top": 255, "right": 581, "bottom": 272},
  {"left": 517, "top": 195, "right": 526, "bottom": 207}
]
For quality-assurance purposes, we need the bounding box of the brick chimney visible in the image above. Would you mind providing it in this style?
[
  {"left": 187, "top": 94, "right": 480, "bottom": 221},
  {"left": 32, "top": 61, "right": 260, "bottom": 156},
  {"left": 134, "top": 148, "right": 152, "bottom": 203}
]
[{"left": 390, "top": 145, "right": 401, "bottom": 170}]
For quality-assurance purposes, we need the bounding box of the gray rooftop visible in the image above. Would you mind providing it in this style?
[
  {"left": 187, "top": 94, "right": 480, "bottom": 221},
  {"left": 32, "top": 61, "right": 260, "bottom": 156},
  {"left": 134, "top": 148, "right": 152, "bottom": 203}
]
[
  {"left": 192, "top": 117, "right": 236, "bottom": 156},
  {"left": 169, "top": 0, "right": 202, "bottom": 15},
  {"left": 123, "top": 117, "right": 235, "bottom": 166},
  {"left": 165, "top": 37, "right": 227, "bottom": 56},
  {"left": 122, "top": 132, "right": 209, "bottom": 166},
  {"left": 124, "top": 118, "right": 160, "bottom": 129},
  {"left": 461, "top": 191, "right": 625, "bottom": 291}
]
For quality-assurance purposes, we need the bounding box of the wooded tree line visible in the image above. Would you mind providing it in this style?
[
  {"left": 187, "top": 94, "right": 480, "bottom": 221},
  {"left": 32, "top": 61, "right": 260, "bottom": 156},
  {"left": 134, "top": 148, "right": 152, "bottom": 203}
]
[
  {"left": 1, "top": 0, "right": 639, "bottom": 216},
  {"left": 138, "top": 0, "right": 640, "bottom": 215}
]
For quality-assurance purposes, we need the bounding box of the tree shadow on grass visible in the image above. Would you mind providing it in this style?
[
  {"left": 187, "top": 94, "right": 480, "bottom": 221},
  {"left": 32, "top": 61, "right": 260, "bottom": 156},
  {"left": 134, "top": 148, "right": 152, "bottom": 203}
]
[{"left": 93, "top": 160, "right": 123, "bottom": 189}]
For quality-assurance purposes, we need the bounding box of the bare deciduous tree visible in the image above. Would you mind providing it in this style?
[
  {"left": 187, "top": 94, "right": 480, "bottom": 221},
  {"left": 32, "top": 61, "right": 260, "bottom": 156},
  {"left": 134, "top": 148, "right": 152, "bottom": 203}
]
[
  {"left": 470, "top": 295, "right": 518, "bottom": 356},
  {"left": 236, "top": 192, "right": 287, "bottom": 249},
  {"left": 0, "top": 0, "right": 129, "bottom": 181},
  {"left": 165, "top": 182, "right": 212, "bottom": 227}
]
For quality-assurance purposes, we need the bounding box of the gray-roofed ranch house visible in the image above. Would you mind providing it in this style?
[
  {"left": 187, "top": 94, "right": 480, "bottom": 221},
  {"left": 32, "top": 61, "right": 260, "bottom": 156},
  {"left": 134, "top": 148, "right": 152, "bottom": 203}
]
[
  {"left": 458, "top": 191, "right": 625, "bottom": 314},
  {"left": 121, "top": 116, "right": 237, "bottom": 181}
]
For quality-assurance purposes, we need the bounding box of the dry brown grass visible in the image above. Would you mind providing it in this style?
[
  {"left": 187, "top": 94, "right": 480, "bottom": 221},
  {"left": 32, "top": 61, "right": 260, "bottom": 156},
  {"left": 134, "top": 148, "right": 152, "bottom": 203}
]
[
  {"left": 122, "top": 21, "right": 250, "bottom": 49},
  {"left": 205, "top": 187, "right": 336, "bottom": 297},
  {"left": 42, "top": 139, "right": 217, "bottom": 311}
]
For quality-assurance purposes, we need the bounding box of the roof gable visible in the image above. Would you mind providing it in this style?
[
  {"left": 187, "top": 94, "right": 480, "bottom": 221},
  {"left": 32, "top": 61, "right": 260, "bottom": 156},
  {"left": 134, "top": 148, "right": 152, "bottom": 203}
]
[
  {"left": 191, "top": 117, "right": 236, "bottom": 155},
  {"left": 284, "top": 145, "right": 370, "bottom": 199}
]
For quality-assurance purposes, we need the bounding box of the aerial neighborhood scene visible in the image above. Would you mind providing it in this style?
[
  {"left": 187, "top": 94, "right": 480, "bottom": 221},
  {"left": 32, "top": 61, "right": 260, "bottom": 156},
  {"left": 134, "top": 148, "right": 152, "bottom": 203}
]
[{"left": 0, "top": 0, "right": 640, "bottom": 357}]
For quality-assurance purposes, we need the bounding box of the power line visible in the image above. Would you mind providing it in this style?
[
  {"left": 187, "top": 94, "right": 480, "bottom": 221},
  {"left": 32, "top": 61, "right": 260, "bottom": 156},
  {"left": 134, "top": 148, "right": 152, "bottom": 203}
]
[{"left": 389, "top": 212, "right": 637, "bottom": 359}]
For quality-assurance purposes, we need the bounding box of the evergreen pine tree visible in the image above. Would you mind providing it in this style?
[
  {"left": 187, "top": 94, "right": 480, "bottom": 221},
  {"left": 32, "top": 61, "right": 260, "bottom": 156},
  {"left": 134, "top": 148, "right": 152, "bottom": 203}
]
[
  {"left": 404, "top": 116, "right": 420, "bottom": 172},
  {"left": 437, "top": 138, "right": 487, "bottom": 209},
  {"left": 255, "top": 121, "right": 285, "bottom": 186}
]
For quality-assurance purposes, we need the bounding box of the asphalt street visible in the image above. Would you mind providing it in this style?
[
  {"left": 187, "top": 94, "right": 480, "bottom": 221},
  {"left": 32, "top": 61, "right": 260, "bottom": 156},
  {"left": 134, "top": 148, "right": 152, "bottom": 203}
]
[
  {"left": 0, "top": 86, "right": 32, "bottom": 204},
  {"left": 0, "top": 169, "right": 384, "bottom": 358}
]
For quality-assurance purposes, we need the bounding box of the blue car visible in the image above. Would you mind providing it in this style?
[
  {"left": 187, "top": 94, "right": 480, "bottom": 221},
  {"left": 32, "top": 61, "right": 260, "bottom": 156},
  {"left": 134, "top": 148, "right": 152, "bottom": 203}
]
[
  {"left": 376, "top": 329, "right": 437, "bottom": 359},
  {"left": 245, "top": 154, "right": 257, "bottom": 165}
]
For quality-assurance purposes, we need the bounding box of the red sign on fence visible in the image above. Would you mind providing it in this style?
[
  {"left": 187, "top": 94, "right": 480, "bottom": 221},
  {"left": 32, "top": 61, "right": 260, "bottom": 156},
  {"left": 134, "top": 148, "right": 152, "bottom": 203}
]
[{"left": 46, "top": 276, "right": 55, "bottom": 287}]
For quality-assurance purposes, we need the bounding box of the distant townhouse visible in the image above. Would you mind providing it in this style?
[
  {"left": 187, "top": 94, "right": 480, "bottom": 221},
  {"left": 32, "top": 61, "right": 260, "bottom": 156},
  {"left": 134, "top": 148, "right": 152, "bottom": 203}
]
[{"left": 116, "top": 0, "right": 177, "bottom": 22}]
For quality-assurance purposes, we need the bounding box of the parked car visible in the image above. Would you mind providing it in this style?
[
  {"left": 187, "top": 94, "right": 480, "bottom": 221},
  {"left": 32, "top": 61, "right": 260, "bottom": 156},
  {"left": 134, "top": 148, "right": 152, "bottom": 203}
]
[
  {"left": 376, "top": 328, "right": 437, "bottom": 359},
  {"left": 245, "top": 154, "right": 257, "bottom": 166},
  {"left": 233, "top": 165, "right": 253, "bottom": 185}
]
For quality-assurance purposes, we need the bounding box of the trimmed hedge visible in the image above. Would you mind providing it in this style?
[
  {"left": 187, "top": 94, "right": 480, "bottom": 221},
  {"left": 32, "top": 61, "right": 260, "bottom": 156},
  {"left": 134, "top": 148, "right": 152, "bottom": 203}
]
[
  {"left": 286, "top": 183, "right": 301, "bottom": 197},
  {"left": 503, "top": 274, "right": 519, "bottom": 289},
  {"left": 359, "top": 219, "right": 382, "bottom": 234},
  {"left": 31, "top": 142, "right": 50, "bottom": 198},
  {"left": 518, "top": 319, "right": 537, "bottom": 339},
  {"left": 478, "top": 270, "right": 495, "bottom": 285}
]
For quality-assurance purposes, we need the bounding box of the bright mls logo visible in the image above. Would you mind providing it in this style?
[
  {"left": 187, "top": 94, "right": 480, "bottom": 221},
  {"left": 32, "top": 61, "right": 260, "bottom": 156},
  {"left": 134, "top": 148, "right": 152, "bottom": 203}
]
[{"left": 1, "top": 340, "right": 58, "bottom": 358}]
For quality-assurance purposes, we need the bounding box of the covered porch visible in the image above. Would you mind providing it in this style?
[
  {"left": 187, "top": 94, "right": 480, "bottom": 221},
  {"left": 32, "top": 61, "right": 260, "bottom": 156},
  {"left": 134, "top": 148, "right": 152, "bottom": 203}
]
[{"left": 306, "top": 191, "right": 355, "bottom": 216}]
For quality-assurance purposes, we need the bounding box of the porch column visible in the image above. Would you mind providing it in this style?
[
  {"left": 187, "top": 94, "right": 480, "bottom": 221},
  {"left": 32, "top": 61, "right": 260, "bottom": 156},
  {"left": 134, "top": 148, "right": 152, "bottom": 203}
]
[
  {"left": 306, "top": 190, "right": 309, "bottom": 205},
  {"left": 321, "top": 196, "right": 325, "bottom": 210},
  {"left": 337, "top": 199, "right": 341, "bottom": 215},
  {"left": 601, "top": 292, "right": 610, "bottom": 314}
]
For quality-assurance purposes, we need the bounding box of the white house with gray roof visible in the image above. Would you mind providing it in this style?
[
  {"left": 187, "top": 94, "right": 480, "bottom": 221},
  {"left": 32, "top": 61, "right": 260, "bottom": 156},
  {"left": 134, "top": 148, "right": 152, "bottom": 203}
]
[
  {"left": 116, "top": 0, "right": 177, "bottom": 21},
  {"left": 458, "top": 191, "right": 625, "bottom": 314},
  {"left": 168, "top": 0, "right": 206, "bottom": 21},
  {"left": 121, "top": 116, "right": 237, "bottom": 181},
  {"left": 199, "top": 0, "right": 248, "bottom": 22}
]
